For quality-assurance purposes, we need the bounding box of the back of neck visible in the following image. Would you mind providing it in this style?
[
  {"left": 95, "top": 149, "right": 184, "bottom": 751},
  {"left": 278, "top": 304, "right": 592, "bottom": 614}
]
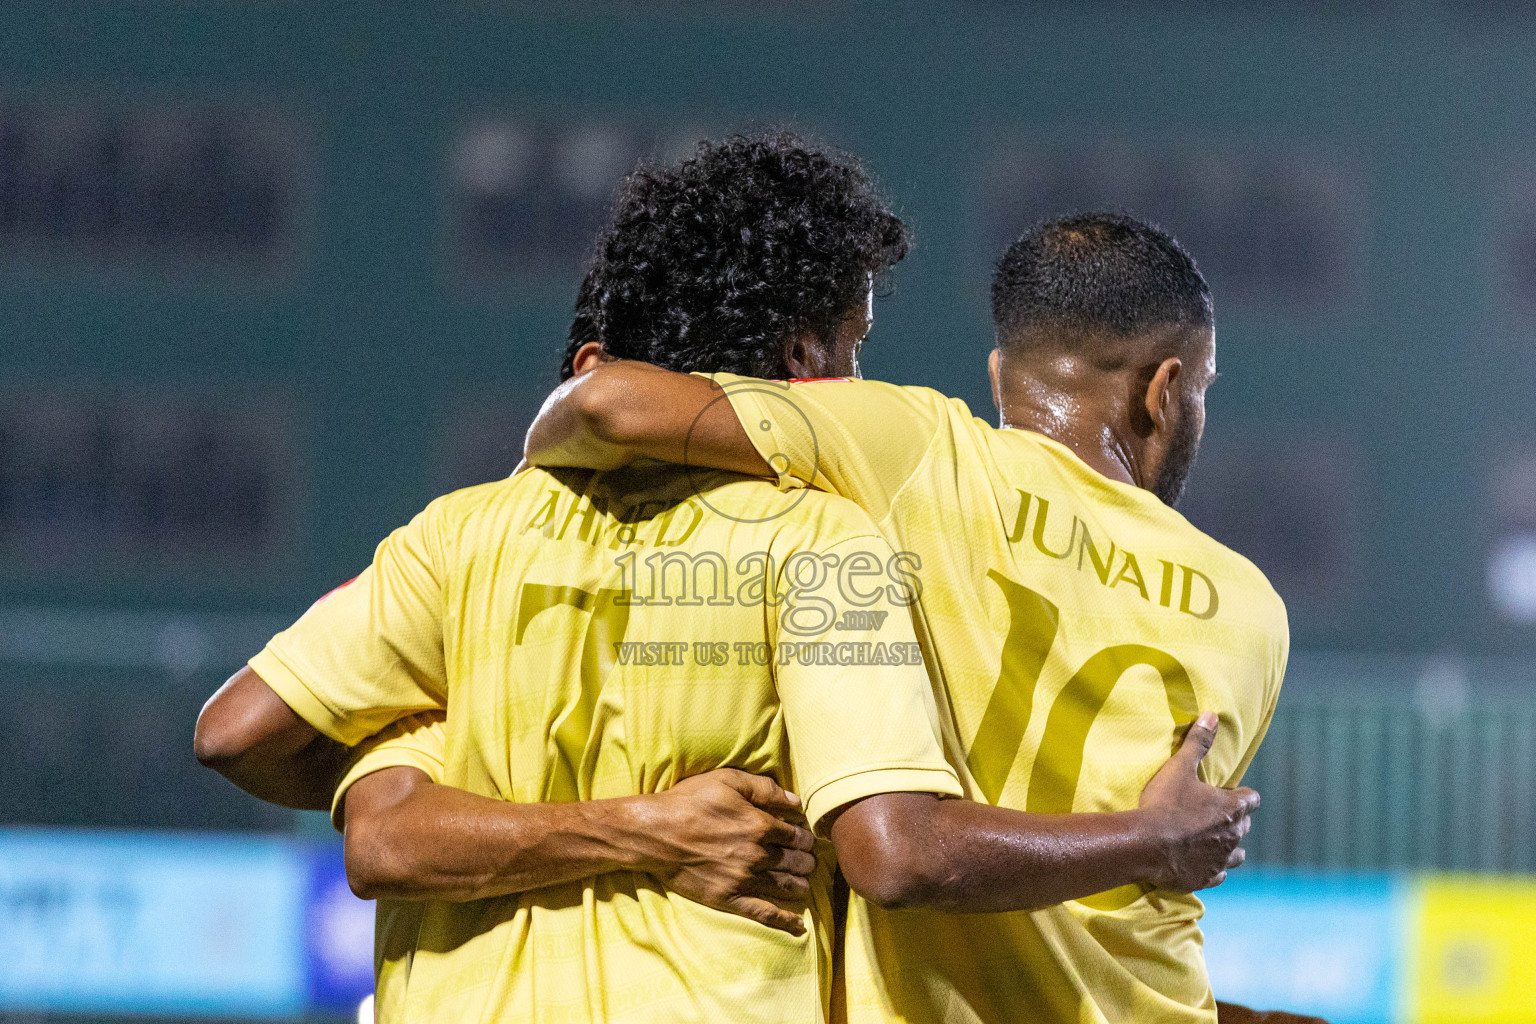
[{"left": 996, "top": 382, "right": 1138, "bottom": 489}]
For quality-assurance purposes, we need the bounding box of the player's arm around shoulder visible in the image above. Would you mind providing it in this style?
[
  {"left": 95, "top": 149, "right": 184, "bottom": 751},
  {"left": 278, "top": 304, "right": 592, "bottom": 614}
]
[
  {"left": 525, "top": 360, "right": 771, "bottom": 477},
  {"left": 522, "top": 359, "right": 950, "bottom": 516},
  {"left": 701, "top": 373, "right": 948, "bottom": 511}
]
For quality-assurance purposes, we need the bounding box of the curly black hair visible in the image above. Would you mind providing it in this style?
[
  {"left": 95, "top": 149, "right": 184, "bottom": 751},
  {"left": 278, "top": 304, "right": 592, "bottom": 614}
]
[{"left": 559, "top": 132, "right": 910, "bottom": 381}]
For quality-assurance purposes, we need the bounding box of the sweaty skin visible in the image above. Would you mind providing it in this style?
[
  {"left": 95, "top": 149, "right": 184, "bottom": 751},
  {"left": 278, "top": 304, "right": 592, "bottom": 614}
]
[
  {"left": 828, "top": 712, "right": 1251, "bottom": 913},
  {"left": 986, "top": 323, "right": 1216, "bottom": 506}
]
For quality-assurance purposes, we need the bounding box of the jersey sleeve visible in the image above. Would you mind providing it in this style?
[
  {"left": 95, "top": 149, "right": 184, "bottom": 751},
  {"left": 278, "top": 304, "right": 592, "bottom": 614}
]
[
  {"left": 768, "top": 527, "right": 963, "bottom": 833},
  {"left": 1226, "top": 601, "right": 1290, "bottom": 787},
  {"left": 705, "top": 374, "right": 949, "bottom": 525},
  {"left": 249, "top": 499, "right": 452, "bottom": 745},
  {"left": 329, "top": 711, "right": 447, "bottom": 831}
]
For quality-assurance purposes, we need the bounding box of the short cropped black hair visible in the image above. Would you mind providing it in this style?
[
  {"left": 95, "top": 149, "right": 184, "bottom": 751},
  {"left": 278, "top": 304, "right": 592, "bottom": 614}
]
[
  {"left": 560, "top": 132, "right": 910, "bottom": 380},
  {"left": 991, "top": 212, "right": 1212, "bottom": 351}
]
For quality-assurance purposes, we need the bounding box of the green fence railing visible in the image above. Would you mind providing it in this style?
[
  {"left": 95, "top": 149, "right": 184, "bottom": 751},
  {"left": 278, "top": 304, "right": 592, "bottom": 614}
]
[{"left": 1243, "top": 655, "right": 1536, "bottom": 872}]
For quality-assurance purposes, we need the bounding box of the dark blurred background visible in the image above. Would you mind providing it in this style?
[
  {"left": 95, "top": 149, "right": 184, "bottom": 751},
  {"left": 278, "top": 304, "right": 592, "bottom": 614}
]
[{"left": 4, "top": 3, "right": 1536, "bottom": 1022}]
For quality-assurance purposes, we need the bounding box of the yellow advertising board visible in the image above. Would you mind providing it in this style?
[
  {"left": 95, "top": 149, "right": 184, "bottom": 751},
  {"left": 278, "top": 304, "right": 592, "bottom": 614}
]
[{"left": 1407, "top": 875, "right": 1536, "bottom": 1023}]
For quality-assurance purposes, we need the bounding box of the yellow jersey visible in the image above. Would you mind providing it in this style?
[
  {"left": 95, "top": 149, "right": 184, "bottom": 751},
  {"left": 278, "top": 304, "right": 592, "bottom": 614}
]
[
  {"left": 711, "top": 374, "right": 1289, "bottom": 1024},
  {"left": 251, "top": 464, "right": 962, "bottom": 1024},
  {"left": 330, "top": 713, "right": 446, "bottom": 1024}
]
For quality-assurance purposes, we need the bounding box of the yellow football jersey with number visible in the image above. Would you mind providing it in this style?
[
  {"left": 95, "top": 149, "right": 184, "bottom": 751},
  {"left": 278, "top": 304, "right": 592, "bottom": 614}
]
[
  {"left": 251, "top": 463, "right": 962, "bottom": 1024},
  {"left": 710, "top": 374, "right": 1289, "bottom": 1024}
]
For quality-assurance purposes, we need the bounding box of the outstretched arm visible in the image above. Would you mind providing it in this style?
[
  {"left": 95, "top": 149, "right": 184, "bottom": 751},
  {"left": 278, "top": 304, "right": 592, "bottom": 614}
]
[
  {"left": 830, "top": 713, "right": 1258, "bottom": 913},
  {"left": 525, "top": 361, "right": 769, "bottom": 475},
  {"left": 342, "top": 764, "right": 817, "bottom": 935}
]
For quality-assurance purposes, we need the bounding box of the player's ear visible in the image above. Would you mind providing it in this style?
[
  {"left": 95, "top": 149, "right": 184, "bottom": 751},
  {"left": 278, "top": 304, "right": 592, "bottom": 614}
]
[
  {"left": 570, "top": 341, "right": 615, "bottom": 376},
  {"left": 781, "top": 330, "right": 825, "bottom": 380},
  {"left": 1143, "top": 356, "right": 1183, "bottom": 435}
]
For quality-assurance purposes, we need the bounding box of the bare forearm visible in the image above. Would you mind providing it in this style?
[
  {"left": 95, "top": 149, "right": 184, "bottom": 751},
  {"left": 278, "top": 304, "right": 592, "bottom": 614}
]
[
  {"left": 833, "top": 792, "right": 1165, "bottom": 913},
  {"left": 347, "top": 766, "right": 819, "bottom": 933},
  {"left": 835, "top": 719, "right": 1257, "bottom": 913},
  {"left": 908, "top": 799, "right": 1163, "bottom": 912},
  {"left": 525, "top": 361, "right": 769, "bottom": 476},
  {"left": 346, "top": 775, "right": 660, "bottom": 901}
]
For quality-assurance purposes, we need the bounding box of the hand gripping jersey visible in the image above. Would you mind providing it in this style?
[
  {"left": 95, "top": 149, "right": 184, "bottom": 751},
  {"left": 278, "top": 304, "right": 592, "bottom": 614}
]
[{"left": 709, "top": 374, "right": 1289, "bottom": 1024}]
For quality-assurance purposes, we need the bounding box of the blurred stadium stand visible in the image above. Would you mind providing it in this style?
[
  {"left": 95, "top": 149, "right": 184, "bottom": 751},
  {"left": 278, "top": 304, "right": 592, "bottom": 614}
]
[
  {"left": 2, "top": 0, "right": 1535, "bottom": 839},
  {"left": 5, "top": 2, "right": 1534, "bottom": 654}
]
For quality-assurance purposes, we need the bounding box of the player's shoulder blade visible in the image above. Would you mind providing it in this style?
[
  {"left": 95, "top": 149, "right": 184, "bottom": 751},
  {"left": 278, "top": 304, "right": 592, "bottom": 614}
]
[
  {"left": 1138, "top": 489, "right": 1289, "bottom": 640},
  {"left": 417, "top": 467, "right": 604, "bottom": 560},
  {"left": 1180, "top": 515, "right": 1287, "bottom": 627}
]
